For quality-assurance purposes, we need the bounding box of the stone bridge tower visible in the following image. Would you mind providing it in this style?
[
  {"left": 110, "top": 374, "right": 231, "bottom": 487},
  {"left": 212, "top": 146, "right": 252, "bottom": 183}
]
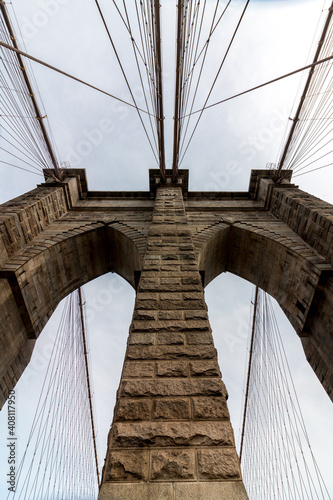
[{"left": 0, "top": 168, "right": 332, "bottom": 499}]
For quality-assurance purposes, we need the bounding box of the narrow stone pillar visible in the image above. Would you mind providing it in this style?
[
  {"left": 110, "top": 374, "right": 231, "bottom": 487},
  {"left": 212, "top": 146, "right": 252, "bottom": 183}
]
[{"left": 98, "top": 183, "right": 248, "bottom": 499}]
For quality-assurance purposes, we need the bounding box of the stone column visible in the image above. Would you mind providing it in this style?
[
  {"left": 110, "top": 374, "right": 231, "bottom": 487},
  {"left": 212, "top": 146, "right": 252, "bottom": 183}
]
[{"left": 99, "top": 182, "right": 248, "bottom": 499}]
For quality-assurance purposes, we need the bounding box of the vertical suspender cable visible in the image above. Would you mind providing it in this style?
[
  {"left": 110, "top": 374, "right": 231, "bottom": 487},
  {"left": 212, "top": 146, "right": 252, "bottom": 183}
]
[
  {"left": 240, "top": 285, "right": 259, "bottom": 463},
  {"left": 153, "top": 0, "right": 166, "bottom": 181},
  {"left": 78, "top": 287, "right": 100, "bottom": 488},
  {"left": 172, "top": 0, "right": 184, "bottom": 182},
  {"left": 275, "top": 0, "right": 333, "bottom": 180},
  {"left": 0, "top": 1, "right": 60, "bottom": 179}
]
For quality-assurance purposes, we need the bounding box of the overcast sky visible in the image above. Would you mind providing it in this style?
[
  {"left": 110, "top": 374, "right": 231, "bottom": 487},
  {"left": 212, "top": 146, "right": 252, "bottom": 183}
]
[{"left": 0, "top": 0, "right": 333, "bottom": 498}]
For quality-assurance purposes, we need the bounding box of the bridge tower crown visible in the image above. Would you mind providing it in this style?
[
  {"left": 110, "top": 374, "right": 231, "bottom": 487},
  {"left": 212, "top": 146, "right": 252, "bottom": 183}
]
[{"left": 0, "top": 168, "right": 332, "bottom": 498}]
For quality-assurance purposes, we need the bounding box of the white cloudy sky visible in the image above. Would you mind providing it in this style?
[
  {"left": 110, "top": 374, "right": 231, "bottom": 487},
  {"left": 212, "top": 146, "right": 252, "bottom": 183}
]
[{"left": 0, "top": 0, "right": 333, "bottom": 497}]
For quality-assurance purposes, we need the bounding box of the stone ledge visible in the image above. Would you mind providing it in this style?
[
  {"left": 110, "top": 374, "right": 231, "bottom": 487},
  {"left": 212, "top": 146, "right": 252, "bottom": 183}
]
[
  {"left": 98, "top": 481, "right": 249, "bottom": 499},
  {"left": 126, "top": 345, "right": 217, "bottom": 360},
  {"left": 111, "top": 421, "right": 234, "bottom": 447},
  {"left": 173, "top": 481, "right": 249, "bottom": 499},
  {"left": 120, "top": 378, "right": 225, "bottom": 398}
]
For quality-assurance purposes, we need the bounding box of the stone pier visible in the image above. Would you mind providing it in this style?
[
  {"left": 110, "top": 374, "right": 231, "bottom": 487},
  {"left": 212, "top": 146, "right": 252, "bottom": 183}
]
[{"left": 98, "top": 181, "right": 248, "bottom": 499}]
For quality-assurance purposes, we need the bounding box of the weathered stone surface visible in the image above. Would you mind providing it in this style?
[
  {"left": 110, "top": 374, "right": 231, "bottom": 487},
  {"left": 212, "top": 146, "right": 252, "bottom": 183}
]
[
  {"left": 154, "top": 398, "right": 190, "bottom": 419},
  {"left": 158, "top": 310, "right": 183, "bottom": 320},
  {"left": 98, "top": 483, "right": 173, "bottom": 500},
  {"left": 156, "top": 361, "right": 188, "bottom": 377},
  {"left": 98, "top": 481, "right": 249, "bottom": 499},
  {"left": 133, "top": 310, "right": 157, "bottom": 321},
  {"left": 116, "top": 399, "right": 152, "bottom": 421},
  {"left": 151, "top": 450, "right": 195, "bottom": 480},
  {"left": 155, "top": 332, "right": 185, "bottom": 345},
  {"left": 120, "top": 378, "right": 224, "bottom": 398},
  {"left": 197, "top": 449, "right": 241, "bottom": 479},
  {"left": 186, "top": 331, "right": 213, "bottom": 345},
  {"left": 159, "top": 292, "right": 183, "bottom": 301},
  {"left": 122, "top": 361, "right": 155, "bottom": 378},
  {"left": 189, "top": 360, "right": 221, "bottom": 377},
  {"left": 126, "top": 344, "right": 217, "bottom": 360},
  {"left": 104, "top": 450, "right": 149, "bottom": 481},
  {"left": 160, "top": 277, "right": 181, "bottom": 285},
  {"left": 132, "top": 319, "right": 210, "bottom": 332},
  {"left": 184, "top": 310, "right": 208, "bottom": 320},
  {"left": 192, "top": 396, "right": 229, "bottom": 419},
  {"left": 182, "top": 292, "right": 204, "bottom": 300},
  {"left": 111, "top": 421, "right": 234, "bottom": 447},
  {"left": 152, "top": 298, "right": 207, "bottom": 310},
  {"left": 182, "top": 276, "right": 201, "bottom": 285},
  {"left": 128, "top": 333, "right": 155, "bottom": 345},
  {"left": 160, "top": 264, "right": 181, "bottom": 271},
  {"left": 135, "top": 292, "right": 159, "bottom": 301},
  {"left": 173, "top": 482, "right": 249, "bottom": 499}
]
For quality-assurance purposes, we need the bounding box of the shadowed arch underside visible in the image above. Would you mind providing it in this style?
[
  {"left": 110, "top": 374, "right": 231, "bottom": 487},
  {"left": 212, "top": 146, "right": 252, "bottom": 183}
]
[
  {"left": 0, "top": 171, "right": 146, "bottom": 407},
  {"left": 198, "top": 221, "right": 331, "bottom": 335},
  {"left": 194, "top": 173, "right": 333, "bottom": 399}
]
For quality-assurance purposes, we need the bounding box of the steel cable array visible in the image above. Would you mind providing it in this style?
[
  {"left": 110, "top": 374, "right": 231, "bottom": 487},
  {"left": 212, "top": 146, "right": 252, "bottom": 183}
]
[
  {"left": 0, "top": 2, "right": 60, "bottom": 179},
  {"left": 240, "top": 288, "right": 331, "bottom": 500},
  {"left": 7, "top": 289, "right": 99, "bottom": 500},
  {"left": 93, "top": 0, "right": 165, "bottom": 177},
  {"left": 0, "top": 1, "right": 163, "bottom": 180},
  {"left": 172, "top": 0, "right": 250, "bottom": 176},
  {"left": 275, "top": 1, "right": 333, "bottom": 180}
]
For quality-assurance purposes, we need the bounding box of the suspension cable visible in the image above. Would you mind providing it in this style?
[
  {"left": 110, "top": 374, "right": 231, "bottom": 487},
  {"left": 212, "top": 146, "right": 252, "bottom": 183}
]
[
  {"left": 182, "top": 54, "right": 333, "bottom": 116},
  {"left": 0, "top": 40, "right": 155, "bottom": 115},
  {"left": 9, "top": 290, "right": 99, "bottom": 500},
  {"left": 78, "top": 287, "right": 100, "bottom": 488},
  {"left": 240, "top": 285, "right": 259, "bottom": 463},
  {"left": 275, "top": 0, "right": 333, "bottom": 180},
  {"left": 179, "top": 0, "right": 250, "bottom": 166},
  {"left": 172, "top": 0, "right": 184, "bottom": 181},
  {"left": 92, "top": 0, "right": 159, "bottom": 163},
  {"left": 0, "top": 1, "right": 60, "bottom": 177},
  {"left": 152, "top": 0, "right": 166, "bottom": 180},
  {"left": 240, "top": 287, "right": 331, "bottom": 499}
]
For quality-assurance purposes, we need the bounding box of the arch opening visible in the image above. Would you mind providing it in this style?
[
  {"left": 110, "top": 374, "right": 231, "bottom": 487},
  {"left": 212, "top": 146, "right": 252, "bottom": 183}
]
[
  {"left": 199, "top": 224, "right": 325, "bottom": 335},
  {"left": 0, "top": 223, "right": 142, "bottom": 407},
  {"left": 198, "top": 223, "right": 333, "bottom": 400}
]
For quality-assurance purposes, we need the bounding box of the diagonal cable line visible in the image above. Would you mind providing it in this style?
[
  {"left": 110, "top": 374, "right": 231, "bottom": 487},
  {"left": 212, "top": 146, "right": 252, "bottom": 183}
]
[
  {"left": 179, "top": 0, "right": 250, "bottom": 166},
  {"left": 179, "top": 0, "right": 232, "bottom": 158},
  {"left": 0, "top": 2, "right": 60, "bottom": 176},
  {"left": 275, "top": 0, "right": 333, "bottom": 178},
  {"left": 181, "top": 54, "right": 333, "bottom": 117},
  {"left": 0, "top": 40, "right": 155, "bottom": 115},
  {"left": 92, "top": 0, "right": 159, "bottom": 163},
  {"left": 240, "top": 288, "right": 331, "bottom": 499}
]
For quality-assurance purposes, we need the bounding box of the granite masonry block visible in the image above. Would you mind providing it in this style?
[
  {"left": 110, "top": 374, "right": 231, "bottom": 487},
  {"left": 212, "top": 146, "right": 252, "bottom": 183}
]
[
  {"left": 126, "top": 345, "right": 217, "bottom": 360},
  {"left": 104, "top": 449, "right": 149, "bottom": 481},
  {"left": 189, "top": 360, "right": 221, "bottom": 377},
  {"left": 111, "top": 421, "right": 234, "bottom": 447},
  {"left": 151, "top": 449, "right": 196, "bottom": 480},
  {"left": 120, "top": 378, "right": 225, "bottom": 398},
  {"left": 122, "top": 361, "right": 155, "bottom": 378},
  {"left": 153, "top": 398, "right": 191, "bottom": 420},
  {"left": 197, "top": 448, "right": 241, "bottom": 480},
  {"left": 156, "top": 361, "right": 188, "bottom": 377},
  {"left": 116, "top": 399, "right": 152, "bottom": 421},
  {"left": 192, "top": 396, "right": 229, "bottom": 420}
]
